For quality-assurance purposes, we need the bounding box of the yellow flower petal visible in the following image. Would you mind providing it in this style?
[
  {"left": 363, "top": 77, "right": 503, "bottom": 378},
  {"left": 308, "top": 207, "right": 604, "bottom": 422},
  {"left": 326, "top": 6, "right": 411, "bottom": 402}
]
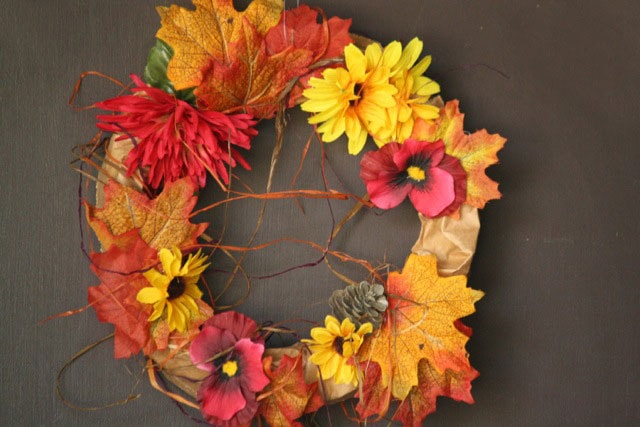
[
  {"left": 344, "top": 44, "right": 366, "bottom": 81},
  {"left": 136, "top": 286, "right": 165, "bottom": 304}
]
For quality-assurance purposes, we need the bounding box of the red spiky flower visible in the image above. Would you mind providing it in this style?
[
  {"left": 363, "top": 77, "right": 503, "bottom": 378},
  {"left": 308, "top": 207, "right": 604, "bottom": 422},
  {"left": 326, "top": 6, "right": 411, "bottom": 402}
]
[{"left": 96, "top": 75, "right": 258, "bottom": 189}]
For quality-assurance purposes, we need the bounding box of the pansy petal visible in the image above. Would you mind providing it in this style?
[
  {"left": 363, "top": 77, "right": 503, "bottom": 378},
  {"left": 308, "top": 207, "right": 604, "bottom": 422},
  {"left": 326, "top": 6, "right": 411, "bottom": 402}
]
[
  {"left": 235, "top": 338, "right": 269, "bottom": 392},
  {"left": 200, "top": 376, "right": 246, "bottom": 421},
  {"left": 190, "top": 326, "right": 236, "bottom": 370},
  {"left": 409, "top": 167, "right": 455, "bottom": 217}
]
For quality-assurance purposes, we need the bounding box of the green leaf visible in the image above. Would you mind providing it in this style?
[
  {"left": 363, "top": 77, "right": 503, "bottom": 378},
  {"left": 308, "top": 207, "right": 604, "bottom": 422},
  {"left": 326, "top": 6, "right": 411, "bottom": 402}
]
[{"left": 143, "top": 39, "right": 196, "bottom": 105}]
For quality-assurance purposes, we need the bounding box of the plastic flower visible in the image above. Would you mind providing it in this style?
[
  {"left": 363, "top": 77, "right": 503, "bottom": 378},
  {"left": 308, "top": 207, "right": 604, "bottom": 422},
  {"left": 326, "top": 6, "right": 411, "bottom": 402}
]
[
  {"left": 301, "top": 43, "right": 397, "bottom": 155},
  {"left": 368, "top": 38, "right": 441, "bottom": 144},
  {"left": 137, "top": 247, "right": 209, "bottom": 333},
  {"left": 302, "top": 315, "right": 373, "bottom": 386},
  {"left": 360, "top": 139, "right": 467, "bottom": 218},
  {"left": 190, "top": 311, "right": 270, "bottom": 427},
  {"left": 96, "top": 75, "right": 258, "bottom": 189}
]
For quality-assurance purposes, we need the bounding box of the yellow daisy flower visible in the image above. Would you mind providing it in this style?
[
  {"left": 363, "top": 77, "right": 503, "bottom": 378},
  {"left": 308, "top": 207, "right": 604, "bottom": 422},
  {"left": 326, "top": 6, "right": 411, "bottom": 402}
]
[
  {"left": 302, "top": 315, "right": 373, "bottom": 386},
  {"left": 301, "top": 43, "right": 397, "bottom": 155},
  {"left": 368, "top": 38, "right": 441, "bottom": 145},
  {"left": 137, "top": 247, "right": 209, "bottom": 333}
]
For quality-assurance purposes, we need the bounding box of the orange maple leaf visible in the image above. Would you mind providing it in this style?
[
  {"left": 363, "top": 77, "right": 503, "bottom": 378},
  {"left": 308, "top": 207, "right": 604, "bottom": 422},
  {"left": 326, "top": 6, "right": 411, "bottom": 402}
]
[
  {"left": 85, "top": 178, "right": 208, "bottom": 251},
  {"left": 195, "top": 17, "right": 312, "bottom": 118},
  {"left": 87, "top": 230, "right": 158, "bottom": 358},
  {"left": 156, "top": 0, "right": 284, "bottom": 90},
  {"left": 258, "top": 351, "right": 324, "bottom": 427},
  {"left": 411, "top": 100, "right": 507, "bottom": 209},
  {"left": 358, "top": 254, "right": 483, "bottom": 404},
  {"left": 392, "top": 358, "right": 479, "bottom": 426}
]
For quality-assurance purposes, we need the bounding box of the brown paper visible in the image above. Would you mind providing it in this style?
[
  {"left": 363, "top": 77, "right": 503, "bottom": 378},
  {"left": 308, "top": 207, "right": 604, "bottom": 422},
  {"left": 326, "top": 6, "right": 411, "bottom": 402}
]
[
  {"left": 411, "top": 204, "right": 480, "bottom": 276},
  {"left": 95, "top": 134, "right": 143, "bottom": 207},
  {"left": 150, "top": 348, "right": 208, "bottom": 399}
]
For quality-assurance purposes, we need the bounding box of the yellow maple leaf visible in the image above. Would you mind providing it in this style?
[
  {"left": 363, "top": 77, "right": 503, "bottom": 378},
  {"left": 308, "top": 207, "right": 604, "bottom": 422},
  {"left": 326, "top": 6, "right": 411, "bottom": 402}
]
[
  {"left": 156, "top": 0, "right": 284, "bottom": 90},
  {"left": 358, "top": 253, "right": 483, "bottom": 400},
  {"left": 411, "top": 100, "right": 507, "bottom": 209},
  {"left": 86, "top": 178, "right": 208, "bottom": 250}
]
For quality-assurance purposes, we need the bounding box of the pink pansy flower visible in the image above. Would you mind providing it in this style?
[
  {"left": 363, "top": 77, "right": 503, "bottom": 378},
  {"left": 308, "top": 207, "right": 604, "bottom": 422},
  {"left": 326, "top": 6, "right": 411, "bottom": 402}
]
[
  {"left": 96, "top": 75, "right": 258, "bottom": 189},
  {"left": 360, "top": 139, "right": 466, "bottom": 218},
  {"left": 189, "top": 311, "right": 269, "bottom": 427}
]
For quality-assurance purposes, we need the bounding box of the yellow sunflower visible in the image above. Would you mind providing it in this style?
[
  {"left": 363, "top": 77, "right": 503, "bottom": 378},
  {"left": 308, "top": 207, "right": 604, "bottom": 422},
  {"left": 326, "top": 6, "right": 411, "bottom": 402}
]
[
  {"left": 137, "top": 247, "right": 209, "bottom": 333},
  {"left": 368, "top": 38, "right": 441, "bottom": 145},
  {"left": 302, "top": 315, "right": 373, "bottom": 386},
  {"left": 301, "top": 43, "right": 397, "bottom": 155}
]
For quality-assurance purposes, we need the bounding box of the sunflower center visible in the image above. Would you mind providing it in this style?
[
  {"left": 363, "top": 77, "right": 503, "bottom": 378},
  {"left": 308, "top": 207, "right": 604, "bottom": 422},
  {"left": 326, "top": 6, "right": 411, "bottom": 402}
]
[
  {"left": 167, "top": 277, "right": 186, "bottom": 300},
  {"left": 221, "top": 360, "right": 239, "bottom": 378},
  {"left": 406, "top": 165, "right": 426, "bottom": 182},
  {"left": 349, "top": 83, "right": 363, "bottom": 106},
  {"left": 333, "top": 336, "right": 344, "bottom": 354}
]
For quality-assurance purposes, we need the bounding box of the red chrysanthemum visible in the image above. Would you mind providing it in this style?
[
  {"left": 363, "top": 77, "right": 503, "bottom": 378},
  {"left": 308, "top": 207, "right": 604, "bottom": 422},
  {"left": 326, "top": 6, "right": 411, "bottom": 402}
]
[
  {"left": 190, "top": 311, "right": 270, "bottom": 427},
  {"left": 360, "top": 139, "right": 467, "bottom": 218},
  {"left": 96, "top": 75, "right": 258, "bottom": 189}
]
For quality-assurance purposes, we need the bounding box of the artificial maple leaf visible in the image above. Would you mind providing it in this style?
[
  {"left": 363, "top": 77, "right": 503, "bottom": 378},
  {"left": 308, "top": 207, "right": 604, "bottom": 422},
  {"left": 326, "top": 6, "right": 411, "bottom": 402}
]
[
  {"left": 258, "top": 351, "right": 324, "bottom": 427},
  {"left": 356, "top": 361, "right": 392, "bottom": 420},
  {"left": 392, "top": 358, "right": 479, "bottom": 427},
  {"left": 195, "top": 18, "right": 312, "bottom": 118},
  {"left": 156, "top": 0, "right": 284, "bottom": 90},
  {"left": 151, "top": 299, "right": 214, "bottom": 352},
  {"left": 86, "top": 178, "right": 208, "bottom": 251},
  {"left": 411, "top": 100, "right": 506, "bottom": 209},
  {"left": 264, "top": 5, "right": 352, "bottom": 107},
  {"left": 87, "top": 230, "right": 158, "bottom": 358},
  {"left": 264, "top": 5, "right": 352, "bottom": 62},
  {"left": 358, "top": 253, "right": 483, "bottom": 402}
]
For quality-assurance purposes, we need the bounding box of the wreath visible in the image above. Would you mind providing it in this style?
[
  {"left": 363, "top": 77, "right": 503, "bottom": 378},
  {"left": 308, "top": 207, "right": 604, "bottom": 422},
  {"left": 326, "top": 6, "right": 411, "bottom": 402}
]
[{"left": 59, "top": 0, "right": 506, "bottom": 425}]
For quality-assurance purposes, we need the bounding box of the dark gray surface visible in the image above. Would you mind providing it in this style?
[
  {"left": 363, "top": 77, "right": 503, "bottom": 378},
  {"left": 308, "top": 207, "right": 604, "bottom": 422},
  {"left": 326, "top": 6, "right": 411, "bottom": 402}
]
[{"left": 2, "top": 0, "right": 639, "bottom": 425}]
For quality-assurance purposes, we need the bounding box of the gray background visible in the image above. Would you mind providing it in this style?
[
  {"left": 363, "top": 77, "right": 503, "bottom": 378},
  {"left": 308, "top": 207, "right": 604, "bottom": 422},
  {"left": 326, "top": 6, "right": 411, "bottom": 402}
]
[{"left": 2, "top": 0, "right": 639, "bottom": 425}]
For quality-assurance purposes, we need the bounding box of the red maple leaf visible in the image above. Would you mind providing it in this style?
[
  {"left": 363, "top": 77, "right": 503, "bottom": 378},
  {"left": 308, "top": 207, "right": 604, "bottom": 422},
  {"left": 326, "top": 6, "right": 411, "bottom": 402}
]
[
  {"left": 87, "top": 230, "right": 158, "bottom": 358},
  {"left": 264, "top": 5, "right": 353, "bottom": 107},
  {"left": 258, "top": 351, "right": 324, "bottom": 427},
  {"left": 392, "top": 359, "right": 479, "bottom": 426}
]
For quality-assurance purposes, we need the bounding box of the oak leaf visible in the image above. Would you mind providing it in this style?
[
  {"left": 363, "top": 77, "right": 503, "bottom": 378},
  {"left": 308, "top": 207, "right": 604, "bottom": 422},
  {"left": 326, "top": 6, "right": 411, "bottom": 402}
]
[
  {"left": 411, "top": 100, "right": 506, "bottom": 209},
  {"left": 87, "top": 230, "right": 158, "bottom": 358},
  {"left": 86, "top": 178, "right": 208, "bottom": 251},
  {"left": 156, "top": 0, "right": 284, "bottom": 90},
  {"left": 195, "top": 18, "right": 312, "bottom": 118},
  {"left": 358, "top": 254, "right": 483, "bottom": 402},
  {"left": 258, "top": 351, "right": 324, "bottom": 427}
]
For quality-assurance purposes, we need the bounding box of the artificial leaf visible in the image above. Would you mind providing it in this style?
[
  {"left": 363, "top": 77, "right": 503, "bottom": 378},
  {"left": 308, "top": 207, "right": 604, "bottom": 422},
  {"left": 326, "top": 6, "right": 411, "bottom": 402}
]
[
  {"left": 258, "top": 351, "right": 323, "bottom": 427},
  {"left": 87, "top": 230, "right": 158, "bottom": 358},
  {"left": 356, "top": 361, "right": 392, "bottom": 420},
  {"left": 358, "top": 253, "right": 483, "bottom": 402},
  {"left": 156, "top": 0, "right": 284, "bottom": 90},
  {"left": 86, "top": 177, "right": 208, "bottom": 250},
  {"left": 265, "top": 5, "right": 352, "bottom": 62},
  {"left": 410, "top": 100, "right": 506, "bottom": 209},
  {"left": 195, "top": 18, "right": 312, "bottom": 118},
  {"left": 392, "top": 358, "right": 479, "bottom": 427},
  {"left": 151, "top": 299, "right": 214, "bottom": 353},
  {"left": 264, "top": 5, "right": 353, "bottom": 107},
  {"left": 143, "top": 39, "right": 196, "bottom": 104}
]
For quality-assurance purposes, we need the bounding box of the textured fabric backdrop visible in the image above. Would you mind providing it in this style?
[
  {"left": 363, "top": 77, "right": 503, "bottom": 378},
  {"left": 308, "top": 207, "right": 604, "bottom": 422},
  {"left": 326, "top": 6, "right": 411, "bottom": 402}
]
[{"left": 1, "top": 0, "right": 639, "bottom": 425}]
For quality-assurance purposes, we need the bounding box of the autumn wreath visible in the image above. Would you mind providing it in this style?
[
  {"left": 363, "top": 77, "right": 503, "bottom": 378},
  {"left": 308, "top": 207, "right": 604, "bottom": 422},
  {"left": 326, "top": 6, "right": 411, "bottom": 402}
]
[{"left": 60, "top": 0, "right": 506, "bottom": 425}]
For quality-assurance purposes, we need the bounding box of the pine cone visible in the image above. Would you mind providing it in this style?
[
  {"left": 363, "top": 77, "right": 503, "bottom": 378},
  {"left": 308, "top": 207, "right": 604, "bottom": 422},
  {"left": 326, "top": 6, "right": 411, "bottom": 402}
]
[{"left": 329, "top": 281, "right": 388, "bottom": 329}]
